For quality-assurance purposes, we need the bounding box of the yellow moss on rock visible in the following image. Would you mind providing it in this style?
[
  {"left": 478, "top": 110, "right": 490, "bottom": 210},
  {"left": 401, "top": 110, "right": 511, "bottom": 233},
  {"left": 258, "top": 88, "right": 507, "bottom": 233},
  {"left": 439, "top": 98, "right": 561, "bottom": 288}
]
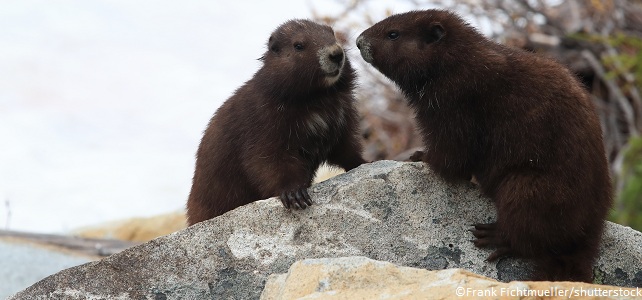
[
  {"left": 74, "top": 211, "right": 187, "bottom": 242},
  {"left": 261, "top": 257, "right": 642, "bottom": 300}
]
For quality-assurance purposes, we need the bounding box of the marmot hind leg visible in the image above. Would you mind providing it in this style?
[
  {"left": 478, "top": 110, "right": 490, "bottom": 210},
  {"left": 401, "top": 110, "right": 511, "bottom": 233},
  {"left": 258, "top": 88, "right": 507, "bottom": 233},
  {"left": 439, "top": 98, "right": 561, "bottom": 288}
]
[
  {"left": 471, "top": 173, "right": 597, "bottom": 282},
  {"left": 471, "top": 222, "right": 514, "bottom": 261}
]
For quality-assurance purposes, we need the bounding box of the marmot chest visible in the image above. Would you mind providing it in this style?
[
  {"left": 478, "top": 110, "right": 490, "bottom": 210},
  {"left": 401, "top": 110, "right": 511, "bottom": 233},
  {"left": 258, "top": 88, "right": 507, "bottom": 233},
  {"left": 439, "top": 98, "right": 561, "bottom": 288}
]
[{"left": 290, "top": 105, "right": 347, "bottom": 158}]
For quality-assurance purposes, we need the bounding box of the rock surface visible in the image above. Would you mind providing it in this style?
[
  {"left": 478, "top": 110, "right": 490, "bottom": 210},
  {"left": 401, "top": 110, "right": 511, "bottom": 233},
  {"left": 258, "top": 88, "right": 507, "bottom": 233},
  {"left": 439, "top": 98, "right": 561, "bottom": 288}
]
[
  {"left": 10, "top": 161, "right": 642, "bottom": 299},
  {"left": 261, "top": 256, "right": 642, "bottom": 299}
]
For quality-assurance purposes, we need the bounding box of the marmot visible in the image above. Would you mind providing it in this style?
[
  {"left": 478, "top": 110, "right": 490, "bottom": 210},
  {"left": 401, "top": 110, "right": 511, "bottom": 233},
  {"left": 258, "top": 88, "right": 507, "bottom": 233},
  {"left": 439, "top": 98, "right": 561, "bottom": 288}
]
[
  {"left": 357, "top": 10, "right": 612, "bottom": 282},
  {"left": 186, "top": 19, "right": 366, "bottom": 225}
]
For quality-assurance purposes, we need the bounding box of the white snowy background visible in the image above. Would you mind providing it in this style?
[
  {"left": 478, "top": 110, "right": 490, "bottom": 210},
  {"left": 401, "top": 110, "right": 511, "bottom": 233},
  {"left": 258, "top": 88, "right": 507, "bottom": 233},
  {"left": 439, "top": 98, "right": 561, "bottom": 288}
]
[{"left": 1, "top": 0, "right": 428, "bottom": 234}]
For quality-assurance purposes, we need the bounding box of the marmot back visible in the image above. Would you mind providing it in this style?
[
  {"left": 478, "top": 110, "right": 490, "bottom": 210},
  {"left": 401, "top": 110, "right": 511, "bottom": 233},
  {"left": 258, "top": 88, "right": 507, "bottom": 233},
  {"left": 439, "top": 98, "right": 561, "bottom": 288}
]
[{"left": 186, "top": 19, "right": 366, "bottom": 225}]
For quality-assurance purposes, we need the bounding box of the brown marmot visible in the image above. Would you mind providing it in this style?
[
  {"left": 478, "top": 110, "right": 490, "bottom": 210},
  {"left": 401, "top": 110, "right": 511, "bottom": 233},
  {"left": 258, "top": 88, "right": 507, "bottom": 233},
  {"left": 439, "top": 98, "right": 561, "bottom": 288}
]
[
  {"left": 186, "top": 19, "right": 366, "bottom": 225},
  {"left": 357, "top": 10, "right": 612, "bottom": 282}
]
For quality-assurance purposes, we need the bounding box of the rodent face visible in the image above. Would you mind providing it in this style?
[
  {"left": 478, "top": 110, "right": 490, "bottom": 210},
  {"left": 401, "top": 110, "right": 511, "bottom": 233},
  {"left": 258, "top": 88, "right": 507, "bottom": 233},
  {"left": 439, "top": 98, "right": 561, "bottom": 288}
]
[
  {"left": 356, "top": 10, "right": 449, "bottom": 84},
  {"left": 263, "top": 19, "right": 346, "bottom": 88},
  {"left": 317, "top": 43, "right": 345, "bottom": 86}
]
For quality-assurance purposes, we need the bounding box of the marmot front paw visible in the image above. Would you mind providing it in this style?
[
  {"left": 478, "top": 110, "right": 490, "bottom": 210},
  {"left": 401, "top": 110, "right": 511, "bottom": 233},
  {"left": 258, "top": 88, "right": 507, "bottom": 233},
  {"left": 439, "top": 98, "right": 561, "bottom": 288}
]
[{"left": 280, "top": 188, "right": 313, "bottom": 210}]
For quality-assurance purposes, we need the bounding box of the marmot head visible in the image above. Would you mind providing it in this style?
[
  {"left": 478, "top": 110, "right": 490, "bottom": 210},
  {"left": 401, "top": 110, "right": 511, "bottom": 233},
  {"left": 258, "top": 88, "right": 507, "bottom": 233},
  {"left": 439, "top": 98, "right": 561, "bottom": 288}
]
[
  {"left": 356, "top": 10, "right": 481, "bottom": 89},
  {"left": 260, "top": 19, "right": 350, "bottom": 95}
]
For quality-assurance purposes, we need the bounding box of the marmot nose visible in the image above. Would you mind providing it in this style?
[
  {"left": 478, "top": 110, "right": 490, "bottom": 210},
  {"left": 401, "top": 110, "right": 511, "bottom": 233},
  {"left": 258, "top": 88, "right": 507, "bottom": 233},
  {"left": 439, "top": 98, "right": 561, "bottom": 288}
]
[{"left": 329, "top": 50, "right": 344, "bottom": 64}]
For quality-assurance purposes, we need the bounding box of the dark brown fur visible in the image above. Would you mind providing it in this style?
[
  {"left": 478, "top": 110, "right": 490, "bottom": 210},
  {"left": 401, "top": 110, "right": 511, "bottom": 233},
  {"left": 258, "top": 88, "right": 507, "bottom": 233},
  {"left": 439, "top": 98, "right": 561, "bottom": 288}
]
[
  {"left": 187, "top": 20, "right": 365, "bottom": 225},
  {"left": 357, "top": 10, "right": 612, "bottom": 282}
]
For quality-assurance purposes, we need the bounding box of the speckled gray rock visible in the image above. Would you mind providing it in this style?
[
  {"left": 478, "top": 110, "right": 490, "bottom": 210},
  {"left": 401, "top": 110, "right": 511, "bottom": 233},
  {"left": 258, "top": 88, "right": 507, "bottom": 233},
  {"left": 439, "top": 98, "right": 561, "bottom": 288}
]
[{"left": 10, "top": 161, "right": 642, "bottom": 299}]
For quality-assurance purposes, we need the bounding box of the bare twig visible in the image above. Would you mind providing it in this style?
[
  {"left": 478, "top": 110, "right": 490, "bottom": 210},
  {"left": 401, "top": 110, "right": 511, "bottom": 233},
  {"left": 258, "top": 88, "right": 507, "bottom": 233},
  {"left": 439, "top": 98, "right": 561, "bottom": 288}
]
[
  {"left": 4, "top": 198, "right": 10, "bottom": 230},
  {"left": 582, "top": 50, "right": 638, "bottom": 137}
]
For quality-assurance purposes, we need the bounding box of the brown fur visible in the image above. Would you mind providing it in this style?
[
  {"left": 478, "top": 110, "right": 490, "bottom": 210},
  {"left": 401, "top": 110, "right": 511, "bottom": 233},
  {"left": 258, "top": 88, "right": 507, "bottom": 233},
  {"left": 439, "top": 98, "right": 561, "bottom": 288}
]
[
  {"left": 357, "top": 10, "right": 612, "bottom": 282},
  {"left": 187, "top": 19, "right": 365, "bottom": 225}
]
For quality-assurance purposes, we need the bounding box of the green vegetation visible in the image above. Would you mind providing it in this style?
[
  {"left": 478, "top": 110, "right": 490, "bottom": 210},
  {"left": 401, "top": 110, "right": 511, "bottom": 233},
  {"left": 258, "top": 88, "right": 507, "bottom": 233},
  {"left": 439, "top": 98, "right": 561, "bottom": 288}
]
[
  {"left": 573, "top": 32, "right": 642, "bottom": 231},
  {"left": 600, "top": 33, "right": 642, "bottom": 89},
  {"left": 613, "top": 136, "right": 642, "bottom": 230},
  {"left": 606, "top": 34, "right": 642, "bottom": 231},
  {"left": 572, "top": 32, "right": 642, "bottom": 89}
]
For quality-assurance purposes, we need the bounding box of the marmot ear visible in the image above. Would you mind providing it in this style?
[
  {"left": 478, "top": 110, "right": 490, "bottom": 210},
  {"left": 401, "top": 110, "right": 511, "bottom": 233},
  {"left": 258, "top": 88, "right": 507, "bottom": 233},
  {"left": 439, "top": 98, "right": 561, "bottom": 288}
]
[{"left": 425, "top": 23, "right": 445, "bottom": 44}]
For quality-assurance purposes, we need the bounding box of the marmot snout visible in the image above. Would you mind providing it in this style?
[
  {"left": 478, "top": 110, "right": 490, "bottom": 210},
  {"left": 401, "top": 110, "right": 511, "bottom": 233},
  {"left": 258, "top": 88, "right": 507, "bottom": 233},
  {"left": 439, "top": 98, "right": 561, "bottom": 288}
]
[{"left": 319, "top": 44, "right": 345, "bottom": 85}]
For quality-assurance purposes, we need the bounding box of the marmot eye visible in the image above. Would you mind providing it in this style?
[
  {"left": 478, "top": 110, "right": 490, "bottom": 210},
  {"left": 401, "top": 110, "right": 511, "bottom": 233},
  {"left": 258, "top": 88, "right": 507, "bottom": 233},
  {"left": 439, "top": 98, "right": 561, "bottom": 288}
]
[
  {"left": 387, "top": 31, "right": 400, "bottom": 40},
  {"left": 294, "top": 43, "right": 304, "bottom": 51}
]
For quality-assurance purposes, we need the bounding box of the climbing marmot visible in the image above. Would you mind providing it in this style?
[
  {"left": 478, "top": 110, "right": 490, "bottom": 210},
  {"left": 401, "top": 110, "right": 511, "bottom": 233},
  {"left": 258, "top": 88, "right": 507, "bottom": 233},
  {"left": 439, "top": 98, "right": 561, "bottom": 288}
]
[
  {"left": 187, "top": 19, "right": 366, "bottom": 225},
  {"left": 357, "top": 10, "right": 612, "bottom": 282}
]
